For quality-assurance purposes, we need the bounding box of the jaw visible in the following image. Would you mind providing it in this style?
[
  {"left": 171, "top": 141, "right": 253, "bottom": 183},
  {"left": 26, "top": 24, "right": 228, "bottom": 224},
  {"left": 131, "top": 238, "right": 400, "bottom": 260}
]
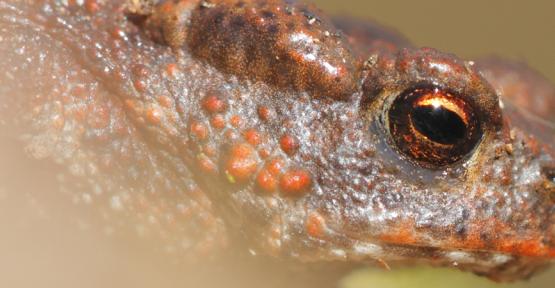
[
  {"left": 293, "top": 123, "right": 555, "bottom": 281},
  {"left": 366, "top": 242, "right": 553, "bottom": 282}
]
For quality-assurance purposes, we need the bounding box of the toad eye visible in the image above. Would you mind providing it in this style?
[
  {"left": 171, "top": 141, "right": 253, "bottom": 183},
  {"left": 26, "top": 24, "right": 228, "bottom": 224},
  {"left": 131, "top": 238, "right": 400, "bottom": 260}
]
[{"left": 388, "top": 86, "right": 482, "bottom": 167}]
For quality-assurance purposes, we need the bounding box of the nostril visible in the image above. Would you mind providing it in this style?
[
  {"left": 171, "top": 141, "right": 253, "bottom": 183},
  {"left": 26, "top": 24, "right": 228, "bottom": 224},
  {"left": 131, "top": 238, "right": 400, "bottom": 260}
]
[
  {"left": 542, "top": 166, "right": 555, "bottom": 202},
  {"left": 543, "top": 166, "right": 555, "bottom": 184}
]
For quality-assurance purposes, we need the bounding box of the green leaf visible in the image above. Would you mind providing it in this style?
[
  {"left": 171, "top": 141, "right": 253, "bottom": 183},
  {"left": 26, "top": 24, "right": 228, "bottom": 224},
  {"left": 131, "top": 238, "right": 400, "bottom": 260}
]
[{"left": 341, "top": 266, "right": 555, "bottom": 288}]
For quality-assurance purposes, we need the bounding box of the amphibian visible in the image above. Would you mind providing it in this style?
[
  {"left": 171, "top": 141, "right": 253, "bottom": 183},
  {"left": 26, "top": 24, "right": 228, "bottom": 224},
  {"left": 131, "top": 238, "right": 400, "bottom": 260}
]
[{"left": 0, "top": 0, "right": 553, "bottom": 283}]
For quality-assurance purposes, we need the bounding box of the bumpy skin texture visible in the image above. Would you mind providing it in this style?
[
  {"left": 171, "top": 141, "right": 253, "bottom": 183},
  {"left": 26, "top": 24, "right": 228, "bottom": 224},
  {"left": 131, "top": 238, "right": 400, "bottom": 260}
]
[{"left": 0, "top": 0, "right": 554, "bottom": 282}]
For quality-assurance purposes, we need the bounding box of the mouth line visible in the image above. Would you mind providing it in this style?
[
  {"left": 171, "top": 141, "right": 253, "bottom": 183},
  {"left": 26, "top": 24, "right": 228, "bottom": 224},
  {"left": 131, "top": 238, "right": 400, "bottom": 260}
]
[
  {"left": 372, "top": 237, "right": 555, "bottom": 260},
  {"left": 346, "top": 238, "right": 555, "bottom": 272},
  {"left": 345, "top": 239, "right": 522, "bottom": 271}
]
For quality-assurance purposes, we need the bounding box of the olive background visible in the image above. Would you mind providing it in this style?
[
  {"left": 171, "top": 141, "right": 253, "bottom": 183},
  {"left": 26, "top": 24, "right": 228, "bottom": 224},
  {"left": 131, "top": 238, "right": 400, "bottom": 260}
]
[
  {"left": 311, "top": 0, "right": 555, "bottom": 287},
  {"left": 314, "top": 0, "right": 555, "bottom": 82}
]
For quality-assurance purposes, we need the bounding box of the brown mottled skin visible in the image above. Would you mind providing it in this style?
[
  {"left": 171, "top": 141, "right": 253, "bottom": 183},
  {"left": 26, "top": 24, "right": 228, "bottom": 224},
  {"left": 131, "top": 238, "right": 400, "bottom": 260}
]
[{"left": 0, "top": 0, "right": 554, "bottom": 284}]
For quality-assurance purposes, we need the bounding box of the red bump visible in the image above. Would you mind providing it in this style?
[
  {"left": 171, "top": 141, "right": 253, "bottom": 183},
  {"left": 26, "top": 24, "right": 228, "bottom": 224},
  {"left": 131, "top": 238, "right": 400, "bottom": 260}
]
[
  {"left": 256, "top": 168, "right": 278, "bottom": 193},
  {"left": 258, "top": 148, "right": 271, "bottom": 159},
  {"left": 211, "top": 114, "right": 226, "bottom": 129},
  {"left": 133, "top": 79, "right": 146, "bottom": 92},
  {"left": 306, "top": 212, "right": 326, "bottom": 238},
  {"left": 110, "top": 27, "right": 126, "bottom": 40},
  {"left": 280, "top": 169, "right": 312, "bottom": 196},
  {"left": 132, "top": 64, "right": 149, "bottom": 77},
  {"left": 158, "top": 95, "right": 173, "bottom": 108},
  {"left": 165, "top": 63, "right": 179, "bottom": 78},
  {"left": 280, "top": 134, "right": 299, "bottom": 155},
  {"left": 267, "top": 158, "right": 285, "bottom": 174},
  {"left": 145, "top": 107, "right": 161, "bottom": 125},
  {"left": 224, "top": 130, "right": 239, "bottom": 142},
  {"left": 230, "top": 115, "right": 242, "bottom": 128},
  {"left": 202, "top": 94, "right": 226, "bottom": 114},
  {"left": 124, "top": 99, "right": 139, "bottom": 113},
  {"left": 225, "top": 143, "right": 259, "bottom": 183},
  {"left": 244, "top": 129, "right": 262, "bottom": 146},
  {"left": 190, "top": 121, "right": 208, "bottom": 141},
  {"left": 131, "top": 65, "right": 149, "bottom": 92},
  {"left": 256, "top": 157, "right": 286, "bottom": 193},
  {"left": 257, "top": 106, "right": 272, "bottom": 122},
  {"left": 159, "top": 1, "right": 174, "bottom": 14},
  {"left": 85, "top": 0, "right": 99, "bottom": 13}
]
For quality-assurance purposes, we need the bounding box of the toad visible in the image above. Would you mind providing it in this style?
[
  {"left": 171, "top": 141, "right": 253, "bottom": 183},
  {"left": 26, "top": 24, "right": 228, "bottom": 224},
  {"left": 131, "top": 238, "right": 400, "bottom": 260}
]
[{"left": 0, "top": 0, "right": 553, "bottom": 283}]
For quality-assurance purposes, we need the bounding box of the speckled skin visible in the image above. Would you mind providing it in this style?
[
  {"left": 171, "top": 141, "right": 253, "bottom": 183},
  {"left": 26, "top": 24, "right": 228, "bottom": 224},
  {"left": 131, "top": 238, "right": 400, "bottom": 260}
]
[{"left": 0, "top": 0, "right": 553, "bottom": 282}]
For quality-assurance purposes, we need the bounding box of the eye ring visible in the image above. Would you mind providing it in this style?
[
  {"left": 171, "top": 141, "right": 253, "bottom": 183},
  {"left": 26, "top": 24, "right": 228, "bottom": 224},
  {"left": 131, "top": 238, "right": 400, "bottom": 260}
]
[{"left": 387, "top": 86, "right": 483, "bottom": 168}]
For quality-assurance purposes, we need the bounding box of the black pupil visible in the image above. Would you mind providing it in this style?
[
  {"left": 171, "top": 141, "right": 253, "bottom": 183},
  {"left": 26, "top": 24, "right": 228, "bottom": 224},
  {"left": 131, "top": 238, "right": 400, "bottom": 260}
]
[{"left": 411, "top": 105, "right": 467, "bottom": 144}]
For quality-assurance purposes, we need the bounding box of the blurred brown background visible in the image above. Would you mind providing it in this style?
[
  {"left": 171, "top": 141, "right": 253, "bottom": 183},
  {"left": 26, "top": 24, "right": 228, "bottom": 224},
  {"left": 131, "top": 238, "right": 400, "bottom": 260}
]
[
  {"left": 310, "top": 1, "right": 554, "bottom": 287},
  {"left": 314, "top": 0, "right": 555, "bottom": 83}
]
